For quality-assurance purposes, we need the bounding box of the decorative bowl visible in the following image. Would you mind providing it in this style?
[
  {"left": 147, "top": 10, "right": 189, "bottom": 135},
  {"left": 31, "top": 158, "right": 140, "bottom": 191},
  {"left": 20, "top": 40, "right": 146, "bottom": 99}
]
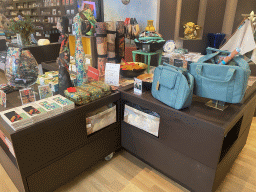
[{"left": 120, "top": 62, "right": 147, "bottom": 78}]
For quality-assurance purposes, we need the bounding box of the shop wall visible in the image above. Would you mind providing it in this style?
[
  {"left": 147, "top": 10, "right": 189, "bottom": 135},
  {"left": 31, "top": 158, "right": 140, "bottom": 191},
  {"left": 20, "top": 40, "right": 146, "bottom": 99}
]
[
  {"left": 159, "top": 0, "right": 177, "bottom": 40},
  {"left": 179, "top": 0, "right": 200, "bottom": 38},
  {"left": 159, "top": 0, "right": 255, "bottom": 54},
  {"left": 104, "top": 0, "right": 158, "bottom": 30},
  {"left": 232, "top": 0, "right": 256, "bottom": 32}
]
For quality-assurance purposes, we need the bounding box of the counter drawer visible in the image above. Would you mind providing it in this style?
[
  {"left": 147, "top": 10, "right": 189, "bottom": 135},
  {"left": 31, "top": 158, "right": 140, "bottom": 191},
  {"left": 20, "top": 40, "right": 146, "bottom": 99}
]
[
  {"left": 26, "top": 122, "right": 121, "bottom": 192},
  {"left": 121, "top": 122, "right": 215, "bottom": 192}
]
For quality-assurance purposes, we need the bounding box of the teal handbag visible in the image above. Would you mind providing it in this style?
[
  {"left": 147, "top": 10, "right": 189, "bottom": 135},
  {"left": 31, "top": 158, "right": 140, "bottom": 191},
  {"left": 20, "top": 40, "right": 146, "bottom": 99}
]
[
  {"left": 152, "top": 64, "right": 194, "bottom": 110},
  {"left": 189, "top": 47, "right": 251, "bottom": 103}
]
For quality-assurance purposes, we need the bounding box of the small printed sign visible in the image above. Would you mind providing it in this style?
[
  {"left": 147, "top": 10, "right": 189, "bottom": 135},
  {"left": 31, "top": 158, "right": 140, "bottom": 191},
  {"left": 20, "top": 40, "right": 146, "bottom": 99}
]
[
  {"left": 134, "top": 78, "right": 142, "bottom": 95},
  {"left": 87, "top": 66, "right": 99, "bottom": 81},
  {"left": 105, "top": 63, "right": 120, "bottom": 86},
  {"left": 174, "top": 59, "right": 183, "bottom": 67}
]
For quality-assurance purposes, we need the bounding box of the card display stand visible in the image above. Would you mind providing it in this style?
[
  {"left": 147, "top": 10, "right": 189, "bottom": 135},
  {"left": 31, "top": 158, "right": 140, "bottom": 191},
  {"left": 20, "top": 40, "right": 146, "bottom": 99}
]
[
  {"left": 0, "top": 86, "right": 121, "bottom": 192},
  {"left": 120, "top": 85, "right": 256, "bottom": 192}
]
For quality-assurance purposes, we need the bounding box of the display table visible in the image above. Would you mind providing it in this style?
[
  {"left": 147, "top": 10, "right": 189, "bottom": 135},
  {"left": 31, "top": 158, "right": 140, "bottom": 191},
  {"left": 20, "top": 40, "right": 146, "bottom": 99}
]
[
  {"left": 132, "top": 50, "right": 162, "bottom": 73},
  {"left": 1, "top": 73, "right": 256, "bottom": 191},
  {"left": 120, "top": 84, "right": 256, "bottom": 192},
  {"left": 0, "top": 81, "right": 122, "bottom": 192}
]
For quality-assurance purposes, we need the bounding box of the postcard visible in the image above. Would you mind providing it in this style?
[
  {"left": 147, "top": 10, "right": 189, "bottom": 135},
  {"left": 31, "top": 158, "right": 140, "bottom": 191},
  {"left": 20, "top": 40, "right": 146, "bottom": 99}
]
[
  {"left": 37, "top": 99, "right": 62, "bottom": 116},
  {"left": 38, "top": 85, "right": 53, "bottom": 100},
  {"left": 0, "top": 108, "right": 32, "bottom": 130},
  {"left": 19, "top": 88, "right": 36, "bottom": 105}
]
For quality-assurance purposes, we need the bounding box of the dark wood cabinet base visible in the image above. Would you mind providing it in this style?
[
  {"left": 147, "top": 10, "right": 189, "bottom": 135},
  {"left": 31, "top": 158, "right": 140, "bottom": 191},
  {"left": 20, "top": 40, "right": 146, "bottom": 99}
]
[{"left": 120, "top": 85, "right": 256, "bottom": 192}]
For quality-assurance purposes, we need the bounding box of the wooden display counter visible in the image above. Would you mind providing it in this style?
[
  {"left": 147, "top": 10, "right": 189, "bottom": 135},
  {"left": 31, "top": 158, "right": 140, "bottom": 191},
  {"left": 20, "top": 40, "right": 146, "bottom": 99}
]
[
  {"left": 1, "top": 77, "right": 256, "bottom": 191},
  {"left": 7, "top": 43, "right": 61, "bottom": 65},
  {"left": 0, "top": 85, "right": 122, "bottom": 192},
  {"left": 120, "top": 85, "right": 256, "bottom": 192}
]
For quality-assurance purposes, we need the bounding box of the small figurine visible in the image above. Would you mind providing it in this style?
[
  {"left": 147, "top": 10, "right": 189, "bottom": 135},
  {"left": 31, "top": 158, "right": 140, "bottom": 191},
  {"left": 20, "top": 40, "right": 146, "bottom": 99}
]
[{"left": 183, "top": 22, "right": 200, "bottom": 39}]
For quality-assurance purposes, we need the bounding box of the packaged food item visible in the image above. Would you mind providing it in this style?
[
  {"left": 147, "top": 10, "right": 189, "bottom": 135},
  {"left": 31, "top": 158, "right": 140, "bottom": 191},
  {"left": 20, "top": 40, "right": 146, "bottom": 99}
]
[
  {"left": 89, "top": 81, "right": 111, "bottom": 96},
  {"left": 78, "top": 84, "right": 103, "bottom": 101},
  {"left": 64, "top": 87, "right": 91, "bottom": 105},
  {"left": 45, "top": 71, "right": 59, "bottom": 78},
  {"left": 37, "top": 74, "right": 51, "bottom": 85}
]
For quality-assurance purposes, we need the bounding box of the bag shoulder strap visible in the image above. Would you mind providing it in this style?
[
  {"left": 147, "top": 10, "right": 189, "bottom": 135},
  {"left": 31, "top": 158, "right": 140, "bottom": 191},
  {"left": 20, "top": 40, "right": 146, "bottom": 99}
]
[
  {"left": 163, "top": 62, "right": 185, "bottom": 74},
  {"left": 233, "top": 56, "right": 250, "bottom": 70}
]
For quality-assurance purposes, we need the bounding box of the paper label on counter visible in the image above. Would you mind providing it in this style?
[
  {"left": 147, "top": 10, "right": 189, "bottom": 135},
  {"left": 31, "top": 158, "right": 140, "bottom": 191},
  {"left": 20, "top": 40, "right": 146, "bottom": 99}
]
[
  {"left": 88, "top": 66, "right": 99, "bottom": 81},
  {"left": 134, "top": 78, "right": 142, "bottom": 95},
  {"left": 105, "top": 63, "right": 120, "bottom": 86}
]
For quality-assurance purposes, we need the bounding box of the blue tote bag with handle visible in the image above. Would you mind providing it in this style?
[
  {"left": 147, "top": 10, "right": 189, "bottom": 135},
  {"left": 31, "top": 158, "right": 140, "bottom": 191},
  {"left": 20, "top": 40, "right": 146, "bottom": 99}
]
[
  {"left": 152, "top": 64, "right": 194, "bottom": 110},
  {"left": 189, "top": 47, "right": 251, "bottom": 103}
]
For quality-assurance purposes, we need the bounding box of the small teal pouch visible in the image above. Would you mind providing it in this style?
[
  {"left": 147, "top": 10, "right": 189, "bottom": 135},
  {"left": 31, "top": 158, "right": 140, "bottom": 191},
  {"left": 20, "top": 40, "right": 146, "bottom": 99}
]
[{"left": 152, "top": 64, "right": 194, "bottom": 110}]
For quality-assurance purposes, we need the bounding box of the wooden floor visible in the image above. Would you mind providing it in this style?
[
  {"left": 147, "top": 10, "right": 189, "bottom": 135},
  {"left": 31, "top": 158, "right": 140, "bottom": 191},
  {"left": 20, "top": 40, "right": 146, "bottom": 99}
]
[{"left": 1, "top": 119, "right": 256, "bottom": 192}]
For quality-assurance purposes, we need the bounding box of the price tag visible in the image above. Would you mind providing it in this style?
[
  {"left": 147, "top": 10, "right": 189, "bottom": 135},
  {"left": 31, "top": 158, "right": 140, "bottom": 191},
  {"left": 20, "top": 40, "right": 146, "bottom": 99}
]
[{"left": 134, "top": 78, "right": 142, "bottom": 95}]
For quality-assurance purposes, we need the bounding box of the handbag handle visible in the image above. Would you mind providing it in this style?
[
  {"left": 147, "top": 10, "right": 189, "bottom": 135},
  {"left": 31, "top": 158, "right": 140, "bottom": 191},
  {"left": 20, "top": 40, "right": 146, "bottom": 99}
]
[
  {"left": 163, "top": 62, "right": 186, "bottom": 73},
  {"left": 198, "top": 47, "right": 249, "bottom": 70},
  {"left": 196, "top": 65, "right": 236, "bottom": 83},
  {"left": 206, "top": 47, "right": 231, "bottom": 54}
]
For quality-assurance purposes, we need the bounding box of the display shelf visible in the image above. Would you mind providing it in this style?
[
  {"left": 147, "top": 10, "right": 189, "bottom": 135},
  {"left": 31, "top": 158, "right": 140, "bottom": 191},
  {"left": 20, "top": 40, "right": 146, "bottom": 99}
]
[
  {"left": 5, "top": 0, "right": 78, "bottom": 39},
  {"left": 7, "top": 8, "right": 37, "bottom": 11},
  {"left": 13, "top": 0, "right": 37, "bottom": 2},
  {"left": 179, "top": 37, "right": 203, "bottom": 40},
  {"left": 40, "top": 6, "right": 60, "bottom": 9},
  {"left": 0, "top": 138, "right": 18, "bottom": 168},
  {"left": 40, "top": 14, "right": 60, "bottom": 17}
]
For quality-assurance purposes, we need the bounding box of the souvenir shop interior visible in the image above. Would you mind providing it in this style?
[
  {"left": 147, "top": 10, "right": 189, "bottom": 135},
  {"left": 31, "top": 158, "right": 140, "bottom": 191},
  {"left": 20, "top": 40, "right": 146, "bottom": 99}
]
[{"left": 0, "top": 0, "right": 256, "bottom": 192}]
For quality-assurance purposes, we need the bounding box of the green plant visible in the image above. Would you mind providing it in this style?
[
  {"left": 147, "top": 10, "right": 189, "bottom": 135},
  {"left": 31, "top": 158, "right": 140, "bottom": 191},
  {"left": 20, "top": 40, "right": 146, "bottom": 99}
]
[{"left": 8, "top": 16, "right": 35, "bottom": 45}]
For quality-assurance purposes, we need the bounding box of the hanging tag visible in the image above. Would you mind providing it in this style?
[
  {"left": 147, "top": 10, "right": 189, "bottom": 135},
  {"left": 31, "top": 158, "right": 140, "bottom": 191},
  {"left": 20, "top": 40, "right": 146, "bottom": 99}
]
[{"left": 156, "top": 81, "right": 160, "bottom": 90}]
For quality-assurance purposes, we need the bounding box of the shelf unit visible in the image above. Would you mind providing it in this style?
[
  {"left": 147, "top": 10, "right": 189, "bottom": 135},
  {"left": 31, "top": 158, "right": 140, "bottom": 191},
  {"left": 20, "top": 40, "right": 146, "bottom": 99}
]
[{"left": 4, "top": 0, "right": 78, "bottom": 40}]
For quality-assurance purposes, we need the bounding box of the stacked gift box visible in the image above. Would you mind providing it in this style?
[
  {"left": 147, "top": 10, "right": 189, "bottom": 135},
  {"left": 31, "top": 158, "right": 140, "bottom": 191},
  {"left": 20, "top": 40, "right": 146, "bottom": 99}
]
[{"left": 37, "top": 71, "right": 77, "bottom": 92}]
